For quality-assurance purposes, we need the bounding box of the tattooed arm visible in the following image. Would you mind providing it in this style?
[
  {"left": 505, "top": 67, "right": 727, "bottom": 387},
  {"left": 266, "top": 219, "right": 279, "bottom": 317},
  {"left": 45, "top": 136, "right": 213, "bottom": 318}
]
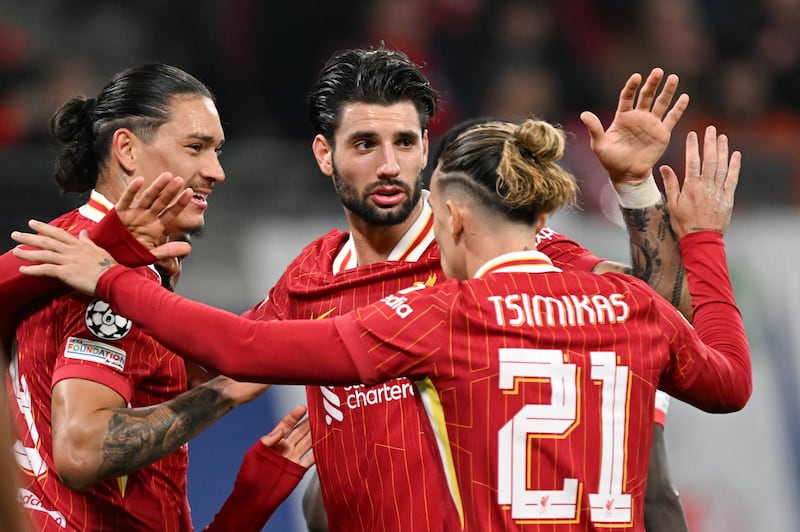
[
  {"left": 51, "top": 375, "right": 266, "bottom": 490},
  {"left": 581, "top": 67, "right": 692, "bottom": 318},
  {"left": 594, "top": 203, "right": 690, "bottom": 317},
  {"left": 622, "top": 204, "right": 689, "bottom": 316}
]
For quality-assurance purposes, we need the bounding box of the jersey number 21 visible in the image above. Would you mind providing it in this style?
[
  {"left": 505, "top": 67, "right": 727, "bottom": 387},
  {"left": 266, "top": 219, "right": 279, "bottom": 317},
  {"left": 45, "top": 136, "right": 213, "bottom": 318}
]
[{"left": 497, "top": 348, "right": 632, "bottom": 524}]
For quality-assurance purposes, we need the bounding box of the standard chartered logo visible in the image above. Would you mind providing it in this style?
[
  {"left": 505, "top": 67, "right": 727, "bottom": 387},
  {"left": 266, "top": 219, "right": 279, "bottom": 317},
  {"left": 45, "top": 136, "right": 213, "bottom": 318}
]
[
  {"left": 320, "top": 386, "right": 344, "bottom": 424},
  {"left": 320, "top": 379, "right": 416, "bottom": 425}
]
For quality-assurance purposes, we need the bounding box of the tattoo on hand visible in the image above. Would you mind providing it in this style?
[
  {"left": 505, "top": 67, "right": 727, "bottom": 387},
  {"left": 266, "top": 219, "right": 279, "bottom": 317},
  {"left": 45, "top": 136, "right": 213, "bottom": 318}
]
[{"left": 99, "top": 258, "right": 114, "bottom": 272}]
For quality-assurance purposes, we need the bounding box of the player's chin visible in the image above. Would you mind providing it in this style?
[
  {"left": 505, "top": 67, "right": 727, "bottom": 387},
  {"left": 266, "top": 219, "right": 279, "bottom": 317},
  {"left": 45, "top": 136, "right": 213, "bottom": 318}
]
[
  {"left": 170, "top": 213, "right": 206, "bottom": 237},
  {"left": 368, "top": 202, "right": 414, "bottom": 225}
]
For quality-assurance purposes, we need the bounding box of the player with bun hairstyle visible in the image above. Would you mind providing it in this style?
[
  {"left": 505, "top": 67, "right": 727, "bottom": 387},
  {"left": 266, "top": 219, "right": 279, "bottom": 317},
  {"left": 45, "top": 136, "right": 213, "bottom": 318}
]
[
  {"left": 2, "top": 64, "right": 313, "bottom": 531},
  {"left": 12, "top": 115, "right": 749, "bottom": 531},
  {"left": 433, "top": 116, "right": 689, "bottom": 530}
]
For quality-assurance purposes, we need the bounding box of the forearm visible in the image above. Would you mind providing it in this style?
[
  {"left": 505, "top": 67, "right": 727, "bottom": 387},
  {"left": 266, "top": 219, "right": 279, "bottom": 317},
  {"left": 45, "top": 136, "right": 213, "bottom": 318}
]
[
  {"left": 204, "top": 441, "right": 307, "bottom": 531},
  {"left": 670, "top": 231, "right": 751, "bottom": 411},
  {"left": 89, "top": 210, "right": 157, "bottom": 266},
  {"left": 644, "top": 424, "right": 688, "bottom": 532},
  {"left": 90, "top": 376, "right": 238, "bottom": 483},
  {"left": 97, "top": 266, "right": 362, "bottom": 385},
  {"left": 620, "top": 195, "right": 692, "bottom": 318},
  {"left": 0, "top": 250, "right": 64, "bottom": 352}
]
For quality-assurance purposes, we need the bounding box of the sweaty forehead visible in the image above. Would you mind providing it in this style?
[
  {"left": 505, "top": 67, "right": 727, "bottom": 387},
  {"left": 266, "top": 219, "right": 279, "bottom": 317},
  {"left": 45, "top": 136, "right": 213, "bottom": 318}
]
[{"left": 336, "top": 101, "right": 422, "bottom": 138}]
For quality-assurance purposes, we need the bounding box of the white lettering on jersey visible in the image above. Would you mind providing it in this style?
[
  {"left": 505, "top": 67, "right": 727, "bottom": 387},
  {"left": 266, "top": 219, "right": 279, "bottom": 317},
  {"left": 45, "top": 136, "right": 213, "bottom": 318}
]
[
  {"left": 380, "top": 294, "right": 414, "bottom": 318},
  {"left": 320, "top": 379, "right": 416, "bottom": 425},
  {"left": 18, "top": 488, "right": 67, "bottom": 528},
  {"left": 380, "top": 283, "right": 427, "bottom": 319},
  {"left": 534, "top": 226, "right": 557, "bottom": 247},
  {"left": 9, "top": 355, "right": 47, "bottom": 477},
  {"left": 488, "top": 293, "right": 630, "bottom": 327}
]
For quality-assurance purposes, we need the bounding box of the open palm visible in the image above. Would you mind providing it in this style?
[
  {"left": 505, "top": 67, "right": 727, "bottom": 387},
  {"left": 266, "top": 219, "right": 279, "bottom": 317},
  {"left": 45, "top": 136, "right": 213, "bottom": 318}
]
[{"left": 581, "top": 68, "right": 689, "bottom": 184}]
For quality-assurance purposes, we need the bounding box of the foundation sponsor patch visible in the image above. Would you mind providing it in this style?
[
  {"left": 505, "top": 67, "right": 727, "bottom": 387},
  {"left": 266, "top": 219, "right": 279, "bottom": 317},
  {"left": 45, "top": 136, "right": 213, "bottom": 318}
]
[
  {"left": 64, "top": 336, "right": 127, "bottom": 372},
  {"left": 84, "top": 299, "right": 132, "bottom": 340}
]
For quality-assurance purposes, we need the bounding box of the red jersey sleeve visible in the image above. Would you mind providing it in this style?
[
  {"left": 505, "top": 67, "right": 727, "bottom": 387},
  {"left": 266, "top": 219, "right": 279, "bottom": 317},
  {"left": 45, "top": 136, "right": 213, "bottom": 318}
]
[
  {"left": 96, "top": 266, "right": 363, "bottom": 385},
  {"left": 202, "top": 441, "right": 307, "bottom": 531},
  {"left": 89, "top": 209, "right": 159, "bottom": 266},
  {"left": 536, "top": 226, "right": 605, "bottom": 272},
  {"left": 654, "top": 231, "right": 751, "bottom": 412},
  {"left": 0, "top": 211, "right": 156, "bottom": 357}
]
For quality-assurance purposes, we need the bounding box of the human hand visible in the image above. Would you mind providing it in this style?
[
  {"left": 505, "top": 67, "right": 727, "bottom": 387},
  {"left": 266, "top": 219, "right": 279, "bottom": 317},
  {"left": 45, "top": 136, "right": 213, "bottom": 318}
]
[
  {"left": 580, "top": 68, "right": 689, "bottom": 184},
  {"left": 11, "top": 214, "right": 193, "bottom": 296},
  {"left": 12, "top": 220, "right": 120, "bottom": 296},
  {"left": 115, "top": 173, "right": 193, "bottom": 256},
  {"left": 661, "top": 126, "right": 741, "bottom": 238},
  {"left": 214, "top": 375, "right": 271, "bottom": 406},
  {"left": 260, "top": 405, "right": 314, "bottom": 469}
]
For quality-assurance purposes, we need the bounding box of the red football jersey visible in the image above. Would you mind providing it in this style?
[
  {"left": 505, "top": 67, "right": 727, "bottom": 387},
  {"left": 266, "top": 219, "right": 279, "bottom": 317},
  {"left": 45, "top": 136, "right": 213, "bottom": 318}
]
[
  {"left": 332, "top": 245, "right": 749, "bottom": 531},
  {"left": 0, "top": 209, "right": 155, "bottom": 357},
  {"left": 245, "top": 198, "right": 606, "bottom": 530},
  {"left": 93, "top": 232, "right": 749, "bottom": 532},
  {"left": 246, "top": 202, "right": 453, "bottom": 531},
  {"left": 7, "top": 191, "right": 192, "bottom": 531}
]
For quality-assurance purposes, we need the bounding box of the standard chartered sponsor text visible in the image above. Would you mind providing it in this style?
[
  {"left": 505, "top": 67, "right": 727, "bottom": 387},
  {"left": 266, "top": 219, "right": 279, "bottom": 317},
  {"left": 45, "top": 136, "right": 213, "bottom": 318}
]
[{"left": 343, "top": 379, "right": 415, "bottom": 409}]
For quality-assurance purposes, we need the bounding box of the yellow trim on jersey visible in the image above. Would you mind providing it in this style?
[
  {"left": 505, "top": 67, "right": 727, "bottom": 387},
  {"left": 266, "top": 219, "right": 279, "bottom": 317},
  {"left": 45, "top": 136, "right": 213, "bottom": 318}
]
[
  {"left": 414, "top": 377, "right": 464, "bottom": 528},
  {"left": 79, "top": 190, "right": 115, "bottom": 223},
  {"left": 332, "top": 191, "right": 434, "bottom": 273},
  {"left": 116, "top": 474, "right": 128, "bottom": 497}
]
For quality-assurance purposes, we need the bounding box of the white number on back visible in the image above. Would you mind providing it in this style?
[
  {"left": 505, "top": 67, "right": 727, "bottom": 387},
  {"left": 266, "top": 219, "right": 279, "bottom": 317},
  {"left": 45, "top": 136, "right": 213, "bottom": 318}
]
[{"left": 497, "top": 348, "right": 632, "bottom": 524}]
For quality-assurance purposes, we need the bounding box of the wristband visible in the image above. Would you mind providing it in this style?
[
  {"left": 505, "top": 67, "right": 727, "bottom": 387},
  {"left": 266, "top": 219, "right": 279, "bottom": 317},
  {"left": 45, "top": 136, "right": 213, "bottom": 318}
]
[
  {"left": 653, "top": 390, "right": 670, "bottom": 427},
  {"left": 613, "top": 174, "right": 662, "bottom": 209}
]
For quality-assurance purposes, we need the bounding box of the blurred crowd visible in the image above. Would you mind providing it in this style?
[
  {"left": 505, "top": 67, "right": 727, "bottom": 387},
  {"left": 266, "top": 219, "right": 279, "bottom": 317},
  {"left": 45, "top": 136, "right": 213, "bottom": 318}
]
[{"left": 2, "top": 0, "right": 799, "bottom": 211}]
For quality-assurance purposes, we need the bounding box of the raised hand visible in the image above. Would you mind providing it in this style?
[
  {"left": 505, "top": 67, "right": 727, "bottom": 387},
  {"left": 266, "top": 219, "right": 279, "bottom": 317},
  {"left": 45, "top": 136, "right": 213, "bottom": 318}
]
[
  {"left": 261, "top": 405, "right": 314, "bottom": 469},
  {"left": 115, "top": 173, "right": 193, "bottom": 252},
  {"left": 580, "top": 68, "right": 690, "bottom": 184},
  {"left": 661, "top": 126, "right": 741, "bottom": 238},
  {"left": 11, "top": 220, "right": 191, "bottom": 295}
]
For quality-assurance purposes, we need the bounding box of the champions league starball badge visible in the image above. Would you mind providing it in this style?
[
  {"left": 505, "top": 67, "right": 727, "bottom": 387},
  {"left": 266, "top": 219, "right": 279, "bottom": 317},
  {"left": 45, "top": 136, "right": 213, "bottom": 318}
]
[{"left": 84, "top": 299, "right": 132, "bottom": 341}]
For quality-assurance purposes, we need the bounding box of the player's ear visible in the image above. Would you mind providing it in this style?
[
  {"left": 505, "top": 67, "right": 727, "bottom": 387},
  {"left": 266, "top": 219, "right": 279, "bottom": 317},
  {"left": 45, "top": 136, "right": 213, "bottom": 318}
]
[
  {"left": 112, "top": 128, "right": 137, "bottom": 174},
  {"left": 312, "top": 134, "right": 334, "bottom": 177},
  {"left": 533, "top": 212, "right": 549, "bottom": 235},
  {"left": 446, "top": 199, "right": 464, "bottom": 240}
]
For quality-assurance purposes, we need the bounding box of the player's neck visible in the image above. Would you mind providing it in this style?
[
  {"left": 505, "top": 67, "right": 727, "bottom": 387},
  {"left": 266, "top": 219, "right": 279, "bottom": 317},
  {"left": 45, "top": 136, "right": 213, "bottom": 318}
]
[
  {"left": 345, "top": 202, "right": 423, "bottom": 266},
  {"left": 95, "top": 169, "right": 133, "bottom": 205}
]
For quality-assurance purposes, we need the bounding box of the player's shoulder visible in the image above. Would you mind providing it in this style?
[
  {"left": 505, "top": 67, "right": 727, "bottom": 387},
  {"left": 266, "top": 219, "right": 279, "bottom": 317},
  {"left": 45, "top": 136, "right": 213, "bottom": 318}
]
[
  {"left": 597, "top": 270, "right": 663, "bottom": 301},
  {"left": 48, "top": 207, "right": 91, "bottom": 231},
  {"left": 293, "top": 229, "right": 347, "bottom": 266}
]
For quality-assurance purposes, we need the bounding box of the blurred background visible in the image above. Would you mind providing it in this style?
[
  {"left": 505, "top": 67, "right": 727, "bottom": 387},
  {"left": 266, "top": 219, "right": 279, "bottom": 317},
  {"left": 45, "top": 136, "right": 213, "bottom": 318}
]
[{"left": 3, "top": 0, "right": 800, "bottom": 530}]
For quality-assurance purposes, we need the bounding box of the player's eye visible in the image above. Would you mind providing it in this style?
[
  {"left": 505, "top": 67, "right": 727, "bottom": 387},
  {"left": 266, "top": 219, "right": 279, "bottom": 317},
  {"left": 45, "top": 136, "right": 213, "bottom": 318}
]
[{"left": 354, "top": 140, "right": 373, "bottom": 150}]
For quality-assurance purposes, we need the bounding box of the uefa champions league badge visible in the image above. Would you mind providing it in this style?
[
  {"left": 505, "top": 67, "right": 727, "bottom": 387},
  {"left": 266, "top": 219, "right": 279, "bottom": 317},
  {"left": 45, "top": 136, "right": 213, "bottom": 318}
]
[{"left": 84, "top": 299, "right": 132, "bottom": 341}]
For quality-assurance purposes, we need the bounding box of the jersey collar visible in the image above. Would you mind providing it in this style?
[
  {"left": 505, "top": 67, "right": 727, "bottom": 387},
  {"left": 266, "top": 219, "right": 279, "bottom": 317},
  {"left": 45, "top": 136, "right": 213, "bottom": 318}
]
[
  {"left": 78, "top": 190, "right": 114, "bottom": 222},
  {"left": 332, "top": 190, "right": 435, "bottom": 274},
  {"left": 473, "top": 250, "right": 561, "bottom": 278}
]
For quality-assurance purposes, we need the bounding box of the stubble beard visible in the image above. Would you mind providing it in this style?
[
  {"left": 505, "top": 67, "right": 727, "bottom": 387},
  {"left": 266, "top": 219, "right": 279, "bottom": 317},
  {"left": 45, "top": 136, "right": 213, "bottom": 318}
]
[{"left": 332, "top": 166, "right": 424, "bottom": 227}]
